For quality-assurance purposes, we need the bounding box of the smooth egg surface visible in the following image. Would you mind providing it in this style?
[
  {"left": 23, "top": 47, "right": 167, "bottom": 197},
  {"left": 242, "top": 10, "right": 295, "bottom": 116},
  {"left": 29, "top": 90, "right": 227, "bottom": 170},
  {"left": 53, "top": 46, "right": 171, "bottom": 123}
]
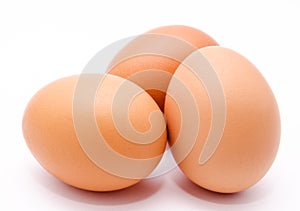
[
  {"left": 22, "top": 74, "right": 167, "bottom": 191},
  {"left": 108, "top": 25, "right": 218, "bottom": 110},
  {"left": 164, "top": 46, "right": 280, "bottom": 193}
]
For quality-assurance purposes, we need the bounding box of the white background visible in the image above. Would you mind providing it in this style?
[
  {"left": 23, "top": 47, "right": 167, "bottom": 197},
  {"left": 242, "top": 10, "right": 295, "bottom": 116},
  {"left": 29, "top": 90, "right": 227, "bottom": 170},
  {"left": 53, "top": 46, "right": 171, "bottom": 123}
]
[{"left": 1, "top": 0, "right": 299, "bottom": 210}]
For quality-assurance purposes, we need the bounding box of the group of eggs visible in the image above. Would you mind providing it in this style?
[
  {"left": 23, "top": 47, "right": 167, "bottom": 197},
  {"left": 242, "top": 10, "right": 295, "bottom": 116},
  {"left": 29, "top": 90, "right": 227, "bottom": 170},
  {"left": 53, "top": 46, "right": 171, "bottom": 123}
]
[{"left": 22, "top": 25, "right": 280, "bottom": 194}]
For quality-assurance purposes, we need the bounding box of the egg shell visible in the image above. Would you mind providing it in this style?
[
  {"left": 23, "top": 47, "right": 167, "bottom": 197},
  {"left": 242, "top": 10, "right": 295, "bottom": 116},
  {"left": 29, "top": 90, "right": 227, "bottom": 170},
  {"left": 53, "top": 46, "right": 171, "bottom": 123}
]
[
  {"left": 164, "top": 46, "right": 281, "bottom": 193},
  {"left": 22, "top": 74, "right": 167, "bottom": 191},
  {"left": 108, "top": 25, "right": 218, "bottom": 110}
]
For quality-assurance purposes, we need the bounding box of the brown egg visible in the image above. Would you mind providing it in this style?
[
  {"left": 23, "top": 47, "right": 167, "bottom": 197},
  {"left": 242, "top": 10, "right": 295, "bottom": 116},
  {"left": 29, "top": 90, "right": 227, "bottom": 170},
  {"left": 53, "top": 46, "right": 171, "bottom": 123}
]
[
  {"left": 22, "top": 74, "right": 167, "bottom": 191},
  {"left": 164, "top": 46, "right": 280, "bottom": 193},
  {"left": 108, "top": 25, "right": 218, "bottom": 110}
]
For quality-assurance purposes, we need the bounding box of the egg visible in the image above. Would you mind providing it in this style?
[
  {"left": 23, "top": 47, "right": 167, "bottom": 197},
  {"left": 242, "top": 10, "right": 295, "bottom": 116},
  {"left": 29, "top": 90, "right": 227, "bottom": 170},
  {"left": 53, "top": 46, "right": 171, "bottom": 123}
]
[
  {"left": 22, "top": 74, "right": 167, "bottom": 191},
  {"left": 108, "top": 25, "right": 218, "bottom": 110},
  {"left": 164, "top": 46, "right": 280, "bottom": 193}
]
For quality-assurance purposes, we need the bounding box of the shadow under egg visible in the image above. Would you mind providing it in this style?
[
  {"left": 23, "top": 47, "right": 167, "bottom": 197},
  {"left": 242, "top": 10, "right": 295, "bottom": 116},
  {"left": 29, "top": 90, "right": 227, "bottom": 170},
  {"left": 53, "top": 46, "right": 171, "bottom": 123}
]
[
  {"left": 171, "top": 169, "right": 275, "bottom": 205},
  {"left": 31, "top": 165, "right": 163, "bottom": 206}
]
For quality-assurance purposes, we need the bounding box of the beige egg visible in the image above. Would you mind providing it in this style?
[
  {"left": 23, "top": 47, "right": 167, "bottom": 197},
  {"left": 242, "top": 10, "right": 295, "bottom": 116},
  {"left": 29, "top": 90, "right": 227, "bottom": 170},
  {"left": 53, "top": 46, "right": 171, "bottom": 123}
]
[{"left": 164, "top": 46, "right": 280, "bottom": 193}]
